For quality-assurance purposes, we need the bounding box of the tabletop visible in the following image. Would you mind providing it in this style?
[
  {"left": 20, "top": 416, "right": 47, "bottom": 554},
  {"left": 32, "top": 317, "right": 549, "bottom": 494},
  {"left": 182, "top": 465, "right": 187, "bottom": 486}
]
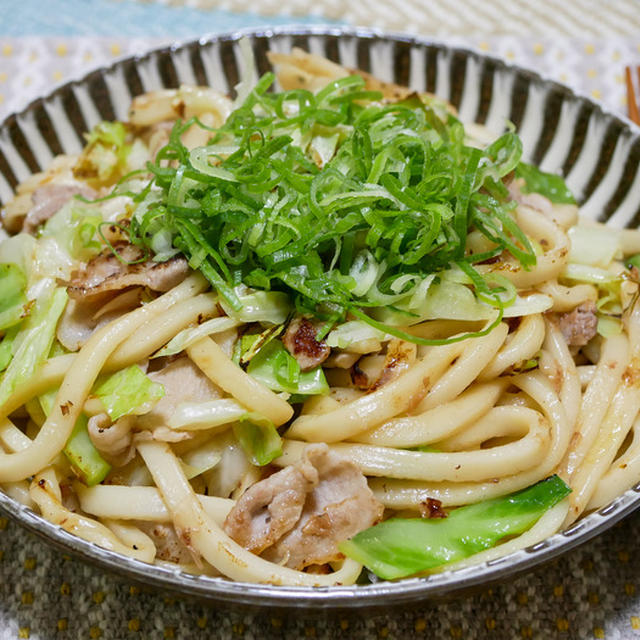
[{"left": 1, "top": 1, "right": 640, "bottom": 638}]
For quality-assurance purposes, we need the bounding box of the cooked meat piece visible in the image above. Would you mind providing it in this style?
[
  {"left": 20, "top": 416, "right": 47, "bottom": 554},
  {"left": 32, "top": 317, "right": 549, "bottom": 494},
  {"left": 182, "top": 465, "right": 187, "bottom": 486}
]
[
  {"left": 267, "top": 48, "right": 448, "bottom": 110},
  {"left": 323, "top": 351, "right": 360, "bottom": 369},
  {"left": 87, "top": 413, "right": 135, "bottom": 466},
  {"left": 419, "top": 497, "right": 448, "bottom": 519},
  {"left": 223, "top": 444, "right": 383, "bottom": 570},
  {"left": 138, "top": 357, "right": 221, "bottom": 430},
  {"left": 133, "top": 426, "right": 192, "bottom": 444},
  {"left": 136, "top": 522, "right": 198, "bottom": 564},
  {"left": 559, "top": 301, "right": 598, "bottom": 347},
  {"left": 222, "top": 460, "right": 318, "bottom": 554},
  {"left": 265, "top": 445, "right": 383, "bottom": 568},
  {"left": 282, "top": 316, "right": 331, "bottom": 371},
  {"left": 353, "top": 339, "right": 417, "bottom": 392},
  {"left": 57, "top": 288, "right": 144, "bottom": 351},
  {"left": 66, "top": 241, "right": 189, "bottom": 299},
  {"left": 57, "top": 297, "right": 106, "bottom": 351},
  {"left": 146, "top": 121, "right": 173, "bottom": 161},
  {"left": 23, "top": 183, "right": 96, "bottom": 234},
  {"left": 347, "top": 70, "right": 413, "bottom": 102},
  {"left": 2, "top": 155, "right": 78, "bottom": 232}
]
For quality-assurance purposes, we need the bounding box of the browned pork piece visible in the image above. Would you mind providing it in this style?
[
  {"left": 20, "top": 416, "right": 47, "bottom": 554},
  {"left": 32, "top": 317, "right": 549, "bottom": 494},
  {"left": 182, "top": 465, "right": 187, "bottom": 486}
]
[
  {"left": 66, "top": 241, "right": 189, "bottom": 299},
  {"left": 282, "top": 316, "right": 331, "bottom": 371},
  {"left": 87, "top": 412, "right": 135, "bottom": 466},
  {"left": 136, "top": 522, "right": 197, "bottom": 564},
  {"left": 22, "top": 183, "right": 96, "bottom": 234},
  {"left": 223, "top": 444, "right": 383, "bottom": 570},
  {"left": 140, "top": 357, "right": 221, "bottom": 432},
  {"left": 558, "top": 301, "right": 598, "bottom": 347}
]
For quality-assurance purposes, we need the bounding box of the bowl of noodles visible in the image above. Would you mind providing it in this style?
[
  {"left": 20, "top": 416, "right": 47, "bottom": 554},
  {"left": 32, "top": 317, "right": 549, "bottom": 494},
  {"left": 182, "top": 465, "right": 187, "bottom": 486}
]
[{"left": 0, "top": 26, "right": 640, "bottom": 609}]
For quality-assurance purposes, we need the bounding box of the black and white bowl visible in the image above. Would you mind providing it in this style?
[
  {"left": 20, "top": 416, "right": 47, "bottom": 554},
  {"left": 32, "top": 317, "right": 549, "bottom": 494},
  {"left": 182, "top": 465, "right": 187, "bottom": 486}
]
[{"left": 0, "top": 26, "right": 639, "bottom": 610}]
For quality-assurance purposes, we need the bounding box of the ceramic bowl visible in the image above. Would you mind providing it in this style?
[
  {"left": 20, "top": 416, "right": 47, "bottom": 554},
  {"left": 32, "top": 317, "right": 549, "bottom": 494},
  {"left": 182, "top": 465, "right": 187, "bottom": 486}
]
[{"left": 1, "top": 26, "right": 639, "bottom": 610}]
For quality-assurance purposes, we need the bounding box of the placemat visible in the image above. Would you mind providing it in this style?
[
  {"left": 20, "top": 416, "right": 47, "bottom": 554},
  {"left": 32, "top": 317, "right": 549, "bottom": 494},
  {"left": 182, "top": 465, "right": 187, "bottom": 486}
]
[
  {"left": 1, "top": 1, "right": 640, "bottom": 638},
  {"left": 3, "top": 510, "right": 640, "bottom": 639}
]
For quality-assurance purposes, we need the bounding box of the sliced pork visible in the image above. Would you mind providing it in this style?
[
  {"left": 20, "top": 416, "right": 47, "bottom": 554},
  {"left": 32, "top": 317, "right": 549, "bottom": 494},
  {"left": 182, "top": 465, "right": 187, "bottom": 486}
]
[
  {"left": 23, "top": 183, "right": 96, "bottom": 234},
  {"left": 282, "top": 316, "right": 331, "bottom": 371},
  {"left": 139, "top": 357, "right": 221, "bottom": 431},
  {"left": 558, "top": 301, "right": 598, "bottom": 347},
  {"left": 66, "top": 241, "right": 189, "bottom": 299},
  {"left": 224, "top": 444, "right": 383, "bottom": 570}
]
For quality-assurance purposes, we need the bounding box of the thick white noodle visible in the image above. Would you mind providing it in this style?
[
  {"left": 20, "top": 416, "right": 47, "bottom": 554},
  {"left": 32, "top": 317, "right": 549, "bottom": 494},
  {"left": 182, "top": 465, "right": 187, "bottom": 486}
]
[
  {"left": 289, "top": 325, "right": 507, "bottom": 443},
  {"left": 538, "top": 280, "right": 597, "bottom": 312},
  {"left": 76, "top": 484, "right": 234, "bottom": 524},
  {"left": 187, "top": 337, "right": 293, "bottom": 426},
  {"left": 565, "top": 300, "right": 640, "bottom": 524},
  {"left": 539, "top": 318, "right": 582, "bottom": 432},
  {"left": 477, "top": 205, "right": 569, "bottom": 288},
  {"left": 30, "top": 468, "right": 155, "bottom": 562},
  {"left": 351, "top": 381, "right": 506, "bottom": 447},
  {"left": 279, "top": 406, "right": 549, "bottom": 482},
  {"left": 0, "top": 274, "right": 207, "bottom": 483},
  {"left": 587, "top": 416, "right": 640, "bottom": 510},
  {"left": 370, "top": 372, "right": 569, "bottom": 507},
  {"left": 558, "top": 333, "right": 630, "bottom": 480},
  {"left": 479, "top": 315, "right": 545, "bottom": 381}
]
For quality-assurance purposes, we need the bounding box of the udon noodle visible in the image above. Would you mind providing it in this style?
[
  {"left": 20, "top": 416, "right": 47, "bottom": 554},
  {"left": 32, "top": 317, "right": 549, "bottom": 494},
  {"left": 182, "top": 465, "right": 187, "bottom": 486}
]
[{"left": 1, "top": 46, "right": 639, "bottom": 585}]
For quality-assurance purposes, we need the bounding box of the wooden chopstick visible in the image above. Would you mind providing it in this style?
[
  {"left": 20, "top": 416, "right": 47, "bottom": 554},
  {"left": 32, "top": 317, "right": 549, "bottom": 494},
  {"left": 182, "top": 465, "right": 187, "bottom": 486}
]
[{"left": 626, "top": 65, "right": 640, "bottom": 125}]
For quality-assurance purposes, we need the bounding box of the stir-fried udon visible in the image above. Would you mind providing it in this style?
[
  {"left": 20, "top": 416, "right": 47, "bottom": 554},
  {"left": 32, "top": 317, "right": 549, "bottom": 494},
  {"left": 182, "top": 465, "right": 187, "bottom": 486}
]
[{"left": 1, "top": 46, "right": 640, "bottom": 585}]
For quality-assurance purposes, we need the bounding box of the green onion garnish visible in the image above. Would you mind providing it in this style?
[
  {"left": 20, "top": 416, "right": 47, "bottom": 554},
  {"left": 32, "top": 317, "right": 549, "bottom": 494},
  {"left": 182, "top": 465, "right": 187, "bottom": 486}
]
[{"left": 125, "top": 73, "right": 537, "bottom": 344}]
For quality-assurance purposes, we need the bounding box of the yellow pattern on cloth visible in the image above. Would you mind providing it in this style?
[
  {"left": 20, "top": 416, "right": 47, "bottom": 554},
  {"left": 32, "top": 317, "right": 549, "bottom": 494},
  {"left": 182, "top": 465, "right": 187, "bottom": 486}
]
[{"left": 135, "top": 0, "right": 640, "bottom": 39}]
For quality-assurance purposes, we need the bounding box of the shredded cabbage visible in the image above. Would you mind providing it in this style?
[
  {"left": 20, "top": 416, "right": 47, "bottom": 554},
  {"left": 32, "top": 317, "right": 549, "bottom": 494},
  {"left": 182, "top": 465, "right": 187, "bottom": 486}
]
[
  {"left": 92, "top": 365, "right": 165, "bottom": 421},
  {"left": 232, "top": 413, "right": 282, "bottom": 466},
  {"left": 0, "top": 284, "right": 67, "bottom": 407},
  {"left": 246, "top": 339, "right": 329, "bottom": 396}
]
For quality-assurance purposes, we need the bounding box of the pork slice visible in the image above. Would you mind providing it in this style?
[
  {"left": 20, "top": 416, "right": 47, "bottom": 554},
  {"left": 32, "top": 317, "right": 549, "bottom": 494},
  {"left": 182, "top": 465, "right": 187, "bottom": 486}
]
[
  {"left": 138, "top": 357, "right": 221, "bottom": 430},
  {"left": 222, "top": 461, "right": 318, "bottom": 554},
  {"left": 559, "top": 301, "right": 598, "bottom": 347},
  {"left": 223, "top": 443, "right": 383, "bottom": 570},
  {"left": 265, "top": 445, "right": 383, "bottom": 569},
  {"left": 282, "top": 316, "right": 331, "bottom": 371},
  {"left": 136, "top": 521, "right": 198, "bottom": 565},
  {"left": 23, "top": 183, "right": 96, "bottom": 234},
  {"left": 57, "top": 288, "right": 145, "bottom": 351},
  {"left": 67, "top": 241, "right": 189, "bottom": 299},
  {"left": 87, "top": 412, "right": 135, "bottom": 467}
]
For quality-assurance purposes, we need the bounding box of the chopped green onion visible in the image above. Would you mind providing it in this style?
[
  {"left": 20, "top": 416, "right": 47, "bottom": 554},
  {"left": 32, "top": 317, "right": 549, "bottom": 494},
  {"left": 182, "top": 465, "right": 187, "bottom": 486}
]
[{"left": 113, "top": 73, "right": 539, "bottom": 346}]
